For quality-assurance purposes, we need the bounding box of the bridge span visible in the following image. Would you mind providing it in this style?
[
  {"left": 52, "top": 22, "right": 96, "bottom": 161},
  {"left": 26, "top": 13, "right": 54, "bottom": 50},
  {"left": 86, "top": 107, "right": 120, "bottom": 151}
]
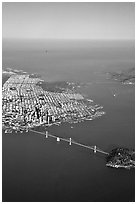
[{"left": 29, "top": 129, "right": 109, "bottom": 155}]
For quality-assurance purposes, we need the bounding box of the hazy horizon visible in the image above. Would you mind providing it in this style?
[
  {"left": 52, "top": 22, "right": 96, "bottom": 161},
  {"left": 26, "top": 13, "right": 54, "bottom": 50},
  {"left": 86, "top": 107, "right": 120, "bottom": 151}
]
[{"left": 3, "top": 2, "right": 135, "bottom": 40}]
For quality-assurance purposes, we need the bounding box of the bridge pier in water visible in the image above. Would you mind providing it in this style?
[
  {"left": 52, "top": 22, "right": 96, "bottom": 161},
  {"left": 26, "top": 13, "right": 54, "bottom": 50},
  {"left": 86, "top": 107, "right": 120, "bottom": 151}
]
[
  {"left": 57, "top": 137, "right": 60, "bottom": 142},
  {"left": 94, "top": 145, "right": 97, "bottom": 153},
  {"left": 45, "top": 131, "right": 48, "bottom": 138}
]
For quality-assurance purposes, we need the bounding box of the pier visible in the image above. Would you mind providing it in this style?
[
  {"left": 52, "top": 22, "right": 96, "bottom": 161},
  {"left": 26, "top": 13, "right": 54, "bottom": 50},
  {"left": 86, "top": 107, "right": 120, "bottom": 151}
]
[{"left": 29, "top": 129, "right": 109, "bottom": 155}]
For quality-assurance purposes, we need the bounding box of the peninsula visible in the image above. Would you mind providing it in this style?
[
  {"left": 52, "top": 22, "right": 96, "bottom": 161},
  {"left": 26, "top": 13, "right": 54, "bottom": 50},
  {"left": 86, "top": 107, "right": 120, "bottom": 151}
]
[{"left": 2, "top": 68, "right": 105, "bottom": 133}]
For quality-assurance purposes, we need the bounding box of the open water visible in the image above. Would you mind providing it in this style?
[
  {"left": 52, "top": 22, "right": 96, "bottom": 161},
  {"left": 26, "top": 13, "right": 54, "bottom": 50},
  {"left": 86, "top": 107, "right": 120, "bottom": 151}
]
[{"left": 2, "top": 39, "right": 135, "bottom": 201}]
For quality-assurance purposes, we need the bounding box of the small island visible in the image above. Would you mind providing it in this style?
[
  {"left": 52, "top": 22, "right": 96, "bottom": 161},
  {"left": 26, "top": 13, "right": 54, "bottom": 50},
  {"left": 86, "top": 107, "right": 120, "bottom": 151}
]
[
  {"left": 106, "top": 147, "right": 135, "bottom": 169},
  {"left": 107, "top": 67, "right": 135, "bottom": 84}
]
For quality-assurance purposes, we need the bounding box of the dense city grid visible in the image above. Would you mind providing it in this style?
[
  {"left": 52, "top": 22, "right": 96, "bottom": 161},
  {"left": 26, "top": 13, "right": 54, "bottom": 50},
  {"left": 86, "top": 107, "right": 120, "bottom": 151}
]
[{"left": 2, "top": 74, "right": 105, "bottom": 133}]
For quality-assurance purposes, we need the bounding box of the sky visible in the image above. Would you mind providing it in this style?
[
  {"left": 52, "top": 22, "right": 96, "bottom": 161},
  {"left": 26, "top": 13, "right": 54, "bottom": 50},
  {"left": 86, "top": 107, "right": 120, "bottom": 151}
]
[{"left": 2, "top": 2, "right": 135, "bottom": 40}]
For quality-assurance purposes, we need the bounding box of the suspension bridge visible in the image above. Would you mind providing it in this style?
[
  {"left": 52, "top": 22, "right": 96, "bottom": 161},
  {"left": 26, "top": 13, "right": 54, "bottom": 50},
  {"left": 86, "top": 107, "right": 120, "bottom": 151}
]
[{"left": 29, "top": 129, "right": 109, "bottom": 155}]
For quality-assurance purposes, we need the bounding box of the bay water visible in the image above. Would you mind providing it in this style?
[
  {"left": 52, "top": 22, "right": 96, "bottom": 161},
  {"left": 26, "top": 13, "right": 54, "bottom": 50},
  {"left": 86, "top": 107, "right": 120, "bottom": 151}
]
[{"left": 2, "top": 39, "right": 135, "bottom": 201}]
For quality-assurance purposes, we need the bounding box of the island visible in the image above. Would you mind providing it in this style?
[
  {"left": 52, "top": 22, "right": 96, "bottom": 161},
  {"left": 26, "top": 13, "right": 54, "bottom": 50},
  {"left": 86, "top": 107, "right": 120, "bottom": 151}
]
[
  {"left": 106, "top": 147, "right": 135, "bottom": 169},
  {"left": 106, "top": 67, "right": 135, "bottom": 84}
]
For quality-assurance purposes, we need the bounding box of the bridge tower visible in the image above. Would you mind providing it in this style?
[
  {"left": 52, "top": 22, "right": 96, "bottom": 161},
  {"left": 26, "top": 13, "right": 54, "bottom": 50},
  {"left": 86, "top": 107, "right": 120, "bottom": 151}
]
[
  {"left": 94, "top": 145, "right": 97, "bottom": 153},
  {"left": 45, "top": 131, "right": 48, "bottom": 138},
  {"left": 69, "top": 138, "right": 72, "bottom": 145}
]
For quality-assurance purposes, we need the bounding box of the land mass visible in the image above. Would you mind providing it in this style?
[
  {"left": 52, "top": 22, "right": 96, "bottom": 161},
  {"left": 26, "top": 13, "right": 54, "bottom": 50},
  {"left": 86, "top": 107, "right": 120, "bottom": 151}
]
[
  {"left": 2, "top": 68, "right": 105, "bottom": 132},
  {"left": 106, "top": 147, "right": 135, "bottom": 169},
  {"left": 107, "top": 67, "right": 135, "bottom": 84}
]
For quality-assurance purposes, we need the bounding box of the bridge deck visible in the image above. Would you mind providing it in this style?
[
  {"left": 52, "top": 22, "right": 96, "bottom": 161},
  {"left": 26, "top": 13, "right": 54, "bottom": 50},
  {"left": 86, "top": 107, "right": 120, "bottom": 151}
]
[{"left": 30, "top": 129, "right": 109, "bottom": 155}]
